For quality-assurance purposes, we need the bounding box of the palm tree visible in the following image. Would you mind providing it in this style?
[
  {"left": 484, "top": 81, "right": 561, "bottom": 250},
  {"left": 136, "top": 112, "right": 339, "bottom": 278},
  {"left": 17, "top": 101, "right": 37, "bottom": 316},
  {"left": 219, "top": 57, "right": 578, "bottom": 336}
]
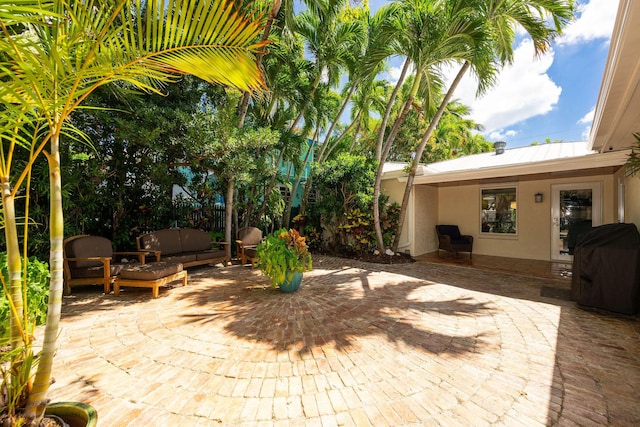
[
  {"left": 390, "top": 0, "right": 574, "bottom": 251},
  {"left": 318, "top": 4, "right": 393, "bottom": 162},
  {"left": 0, "top": 1, "right": 266, "bottom": 424},
  {"left": 256, "top": 0, "right": 363, "bottom": 225},
  {"left": 372, "top": 0, "right": 489, "bottom": 253}
]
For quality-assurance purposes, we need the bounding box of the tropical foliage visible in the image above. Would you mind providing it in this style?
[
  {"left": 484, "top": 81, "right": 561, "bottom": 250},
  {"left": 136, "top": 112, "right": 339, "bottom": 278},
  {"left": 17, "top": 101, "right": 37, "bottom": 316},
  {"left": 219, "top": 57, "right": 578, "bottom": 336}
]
[
  {"left": 256, "top": 228, "right": 313, "bottom": 286},
  {"left": 625, "top": 133, "right": 640, "bottom": 177},
  {"left": 0, "top": 254, "right": 50, "bottom": 342},
  {"left": 0, "top": 0, "right": 577, "bottom": 422},
  {"left": 0, "top": 0, "right": 266, "bottom": 424}
]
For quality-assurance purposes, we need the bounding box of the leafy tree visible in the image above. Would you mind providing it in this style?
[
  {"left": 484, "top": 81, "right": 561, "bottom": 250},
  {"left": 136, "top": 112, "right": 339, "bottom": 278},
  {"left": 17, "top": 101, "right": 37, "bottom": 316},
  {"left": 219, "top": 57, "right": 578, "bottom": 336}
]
[
  {"left": 0, "top": 1, "right": 266, "bottom": 424},
  {"left": 312, "top": 153, "right": 376, "bottom": 246},
  {"left": 182, "top": 91, "right": 280, "bottom": 253}
]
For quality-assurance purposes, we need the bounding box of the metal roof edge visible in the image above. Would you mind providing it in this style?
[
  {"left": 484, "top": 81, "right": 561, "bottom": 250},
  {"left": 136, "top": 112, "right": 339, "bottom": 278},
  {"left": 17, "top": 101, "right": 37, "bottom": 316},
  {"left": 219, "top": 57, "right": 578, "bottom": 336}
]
[{"left": 404, "top": 150, "right": 630, "bottom": 185}]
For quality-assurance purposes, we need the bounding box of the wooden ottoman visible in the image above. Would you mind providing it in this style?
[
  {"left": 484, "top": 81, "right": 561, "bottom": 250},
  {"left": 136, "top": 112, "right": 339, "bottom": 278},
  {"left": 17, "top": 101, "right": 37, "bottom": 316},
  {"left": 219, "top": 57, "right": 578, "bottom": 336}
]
[{"left": 114, "top": 262, "right": 187, "bottom": 298}]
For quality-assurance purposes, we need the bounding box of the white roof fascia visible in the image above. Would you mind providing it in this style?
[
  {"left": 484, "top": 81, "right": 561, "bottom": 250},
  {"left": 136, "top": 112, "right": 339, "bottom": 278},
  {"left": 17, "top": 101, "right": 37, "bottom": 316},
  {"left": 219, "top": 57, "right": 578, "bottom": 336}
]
[
  {"left": 397, "top": 150, "right": 630, "bottom": 185},
  {"left": 589, "top": 0, "right": 640, "bottom": 152}
]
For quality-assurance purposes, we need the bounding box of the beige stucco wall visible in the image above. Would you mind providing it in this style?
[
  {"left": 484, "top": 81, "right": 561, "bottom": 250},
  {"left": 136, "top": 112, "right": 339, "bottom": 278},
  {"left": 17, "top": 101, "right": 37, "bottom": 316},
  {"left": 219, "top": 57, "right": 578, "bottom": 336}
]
[
  {"left": 426, "top": 173, "right": 619, "bottom": 261},
  {"left": 413, "top": 184, "right": 438, "bottom": 255},
  {"left": 380, "top": 178, "right": 410, "bottom": 252},
  {"left": 380, "top": 179, "right": 438, "bottom": 256},
  {"left": 624, "top": 175, "right": 640, "bottom": 228}
]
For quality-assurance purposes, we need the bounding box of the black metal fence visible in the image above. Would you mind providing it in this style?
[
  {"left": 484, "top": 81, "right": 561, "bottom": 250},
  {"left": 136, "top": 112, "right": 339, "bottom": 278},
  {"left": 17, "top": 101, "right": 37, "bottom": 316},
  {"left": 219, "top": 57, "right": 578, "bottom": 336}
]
[{"left": 172, "top": 201, "right": 225, "bottom": 232}]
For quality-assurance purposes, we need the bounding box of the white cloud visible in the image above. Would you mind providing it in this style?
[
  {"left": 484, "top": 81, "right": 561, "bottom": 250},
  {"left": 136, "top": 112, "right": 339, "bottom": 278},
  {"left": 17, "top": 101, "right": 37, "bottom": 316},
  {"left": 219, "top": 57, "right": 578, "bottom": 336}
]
[
  {"left": 557, "top": 0, "right": 618, "bottom": 46},
  {"left": 578, "top": 107, "right": 595, "bottom": 124},
  {"left": 488, "top": 129, "right": 518, "bottom": 141},
  {"left": 578, "top": 107, "right": 595, "bottom": 139},
  {"left": 447, "top": 38, "right": 562, "bottom": 137},
  {"left": 384, "top": 62, "right": 414, "bottom": 86}
]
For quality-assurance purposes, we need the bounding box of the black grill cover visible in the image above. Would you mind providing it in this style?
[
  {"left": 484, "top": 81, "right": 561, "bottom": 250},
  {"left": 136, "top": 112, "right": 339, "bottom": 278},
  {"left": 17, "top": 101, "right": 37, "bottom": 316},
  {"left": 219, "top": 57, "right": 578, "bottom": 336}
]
[{"left": 571, "top": 223, "right": 640, "bottom": 315}]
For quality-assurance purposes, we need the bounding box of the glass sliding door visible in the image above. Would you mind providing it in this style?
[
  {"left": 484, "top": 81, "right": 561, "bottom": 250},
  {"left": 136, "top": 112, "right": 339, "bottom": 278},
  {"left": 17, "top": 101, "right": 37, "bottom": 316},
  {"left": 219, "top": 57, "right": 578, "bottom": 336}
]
[{"left": 551, "top": 183, "right": 602, "bottom": 261}]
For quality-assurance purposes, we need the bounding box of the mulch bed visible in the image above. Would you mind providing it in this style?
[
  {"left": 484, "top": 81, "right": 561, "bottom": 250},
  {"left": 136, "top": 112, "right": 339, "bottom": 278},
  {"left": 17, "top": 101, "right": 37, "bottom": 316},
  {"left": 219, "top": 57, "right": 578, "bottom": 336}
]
[{"left": 317, "top": 247, "right": 416, "bottom": 265}]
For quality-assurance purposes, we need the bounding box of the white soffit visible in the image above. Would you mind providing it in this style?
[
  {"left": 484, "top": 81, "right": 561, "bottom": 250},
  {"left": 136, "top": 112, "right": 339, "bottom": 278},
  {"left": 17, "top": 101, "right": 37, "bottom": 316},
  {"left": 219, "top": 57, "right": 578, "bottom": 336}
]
[{"left": 590, "top": 0, "right": 640, "bottom": 153}]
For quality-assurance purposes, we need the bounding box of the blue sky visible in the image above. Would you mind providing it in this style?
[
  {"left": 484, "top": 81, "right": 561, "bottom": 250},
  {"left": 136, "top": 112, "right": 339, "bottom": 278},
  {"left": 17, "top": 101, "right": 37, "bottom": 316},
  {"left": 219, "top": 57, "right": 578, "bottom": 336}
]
[{"left": 370, "top": 0, "right": 619, "bottom": 148}]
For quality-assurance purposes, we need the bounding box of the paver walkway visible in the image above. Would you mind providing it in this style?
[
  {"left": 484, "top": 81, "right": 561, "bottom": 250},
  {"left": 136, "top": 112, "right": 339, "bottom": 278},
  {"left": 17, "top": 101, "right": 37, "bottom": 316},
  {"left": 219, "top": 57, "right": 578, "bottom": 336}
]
[{"left": 44, "top": 255, "right": 640, "bottom": 426}]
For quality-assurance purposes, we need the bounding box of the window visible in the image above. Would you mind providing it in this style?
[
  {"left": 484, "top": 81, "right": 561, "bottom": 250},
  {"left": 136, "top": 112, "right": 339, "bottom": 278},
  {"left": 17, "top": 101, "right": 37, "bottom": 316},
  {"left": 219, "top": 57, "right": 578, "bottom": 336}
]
[{"left": 481, "top": 187, "right": 517, "bottom": 234}]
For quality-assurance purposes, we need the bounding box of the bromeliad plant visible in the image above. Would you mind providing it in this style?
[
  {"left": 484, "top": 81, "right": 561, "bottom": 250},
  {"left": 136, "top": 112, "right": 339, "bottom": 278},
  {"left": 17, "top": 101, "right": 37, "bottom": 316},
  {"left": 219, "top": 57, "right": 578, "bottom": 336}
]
[
  {"left": 0, "top": 0, "right": 266, "bottom": 425},
  {"left": 256, "top": 228, "right": 313, "bottom": 287}
]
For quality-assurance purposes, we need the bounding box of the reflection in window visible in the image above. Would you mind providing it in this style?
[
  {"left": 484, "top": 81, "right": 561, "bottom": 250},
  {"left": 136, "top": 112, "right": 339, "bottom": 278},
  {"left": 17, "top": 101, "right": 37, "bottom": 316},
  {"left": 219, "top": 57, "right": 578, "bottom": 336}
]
[{"left": 481, "top": 187, "right": 517, "bottom": 234}]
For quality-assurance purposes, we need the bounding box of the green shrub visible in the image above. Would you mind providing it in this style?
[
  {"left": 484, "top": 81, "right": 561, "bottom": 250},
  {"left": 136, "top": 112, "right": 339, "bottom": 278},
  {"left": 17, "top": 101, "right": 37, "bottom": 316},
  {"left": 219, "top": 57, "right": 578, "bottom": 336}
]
[{"left": 0, "top": 253, "right": 50, "bottom": 343}]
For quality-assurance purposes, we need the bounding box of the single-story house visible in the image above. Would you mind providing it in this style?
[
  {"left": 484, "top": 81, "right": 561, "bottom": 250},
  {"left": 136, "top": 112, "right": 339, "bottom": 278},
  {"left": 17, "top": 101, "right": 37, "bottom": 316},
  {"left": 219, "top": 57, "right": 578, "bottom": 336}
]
[{"left": 382, "top": 0, "right": 640, "bottom": 262}]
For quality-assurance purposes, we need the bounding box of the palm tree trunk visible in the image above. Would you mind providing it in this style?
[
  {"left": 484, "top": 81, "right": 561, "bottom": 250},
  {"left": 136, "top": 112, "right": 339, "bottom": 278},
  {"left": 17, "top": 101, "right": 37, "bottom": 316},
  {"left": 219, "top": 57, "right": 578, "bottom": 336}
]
[
  {"left": 318, "top": 82, "right": 357, "bottom": 161},
  {"left": 284, "top": 137, "right": 316, "bottom": 227},
  {"left": 320, "top": 111, "right": 360, "bottom": 163},
  {"left": 348, "top": 119, "right": 363, "bottom": 152},
  {"left": 373, "top": 72, "right": 421, "bottom": 253},
  {"left": 25, "top": 133, "right": 65, "bottom": 422},
  {"left": 224, "top": 179, "right": 234, "bottom": 261},
  {"left": 290, "top": 72, "right": 322, "bottom": 131},
  {"left": 2, "top": 179, "right": 25, "bottom": 353},
  {"left": 256, "top": 147, "right": 285, "bottom": 223},
  {"left": 376, "top": 58, "right": 410, "bottom": 162},
  {"left": 391, "top": 61, "right": 470, "bottom": 251}
]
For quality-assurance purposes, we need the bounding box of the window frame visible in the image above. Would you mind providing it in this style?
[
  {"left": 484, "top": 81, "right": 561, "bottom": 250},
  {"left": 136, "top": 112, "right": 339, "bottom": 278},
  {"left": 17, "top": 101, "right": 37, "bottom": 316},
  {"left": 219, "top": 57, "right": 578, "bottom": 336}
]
[{"left": 480, "top": 185, "right": 518, "bottom": 236}]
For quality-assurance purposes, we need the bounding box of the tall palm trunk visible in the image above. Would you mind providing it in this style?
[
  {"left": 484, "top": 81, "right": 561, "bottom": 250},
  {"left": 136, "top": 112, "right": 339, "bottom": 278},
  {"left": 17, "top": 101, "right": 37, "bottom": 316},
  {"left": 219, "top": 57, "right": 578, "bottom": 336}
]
[
  {"left": 320, "top": 111, "right": 360, "bottom": 163},
  {"left": 391, "top": 61, "right": 470, "bottom": 251},
  {"left": 376, "top": 58, "right": 410, "bottom": 161},
  {"left": 224, "top": 179, "right": 234, "bottom": 261},
  {"left": 290, "top": 71, "right": 322, "bottom": 131},
  {"left": 25, "top": 132, "right": 65, "bottom": 422},
  {"left": 317, "top": 82, "right": 357, "bottom": 161},
  {"left": 256, "top": 70, "right": 321, "bottom": 222},
  {"left": 284, "top": 136, "right": 316, "bottom": 227},
  {"left": 3, "top": 180, "right": 24, "bottom": 353},
  {"left": 373, "top": 70, "right": 421, "bottom": 253},
  {"left": 348, "top": 119, "right": 363, "bottom": 151}
]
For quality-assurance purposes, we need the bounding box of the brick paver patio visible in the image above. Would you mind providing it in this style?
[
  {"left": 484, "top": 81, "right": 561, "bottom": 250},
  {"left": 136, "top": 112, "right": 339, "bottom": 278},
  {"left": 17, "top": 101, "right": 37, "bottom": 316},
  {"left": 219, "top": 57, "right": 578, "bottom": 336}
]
[{"left": 44, "top": 255, "right": 640, "bottom": 426}]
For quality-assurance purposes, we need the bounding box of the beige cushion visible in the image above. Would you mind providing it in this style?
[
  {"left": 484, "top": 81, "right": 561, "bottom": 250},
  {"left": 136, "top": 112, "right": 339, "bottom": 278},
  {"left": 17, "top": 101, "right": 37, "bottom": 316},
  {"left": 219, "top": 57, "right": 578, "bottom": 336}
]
[
  {"left": 66, "top": 236, "right": 113, "bottom": 269},
  {"left": 237, "top": 227, "right": 262, "bottom": 246},
  {"left": 196, "top": 249, "right": 227, "bottom": 261},
  {"left": 120, "top": 262, "right": 183, "bottom": 281},
  {"left": 161, "top": 254, "right": 197, "bottom": 264},
  {"left": 70, "top": 264, "right": 124, "bottom": 279},
  {"left": 139, "top": 229, "right": 182, "bottom": 255},
  {"left": 179, "top": 229, "right": 212, "bottom": 252}
]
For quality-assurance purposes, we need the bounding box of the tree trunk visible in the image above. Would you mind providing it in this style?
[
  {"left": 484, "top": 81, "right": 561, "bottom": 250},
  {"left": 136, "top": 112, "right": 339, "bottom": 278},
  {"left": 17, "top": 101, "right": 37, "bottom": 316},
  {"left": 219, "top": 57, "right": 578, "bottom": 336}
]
[
  {"left": 26, "top": 133, "right": 65, "bottom": 423},
  {"left": 256, "top": 147, "right": 285, "bottom": 222},
  {"left": 317, "top": 82, "right": 357, "bottom": 161},
  {"left": 391, "top": 61, "right": 470, "bottom": 251},
  {"left": 2, "top": 178, "right": 25, "bottom": 355},
  {"left": 373, "top": 72, "right": 422, "bottom": 253},
  {"left": 376, "top": 58, "right": 410, "bottom": 162},
  {"left": 320, "top": 111, "right": 360, "bottom": 163},
  {"left": 284, "top": 137, "right": 316, "bottom": 226},
  {"left": 224, "top": 179, "right": 234, "bottom": 261}
]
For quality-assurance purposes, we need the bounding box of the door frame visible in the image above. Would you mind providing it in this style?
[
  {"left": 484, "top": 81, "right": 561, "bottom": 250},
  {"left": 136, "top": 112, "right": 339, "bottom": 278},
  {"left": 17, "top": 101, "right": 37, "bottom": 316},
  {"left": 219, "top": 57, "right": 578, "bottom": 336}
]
[{"left": 550, "top": 182, "right": 602, "bottom": 262}]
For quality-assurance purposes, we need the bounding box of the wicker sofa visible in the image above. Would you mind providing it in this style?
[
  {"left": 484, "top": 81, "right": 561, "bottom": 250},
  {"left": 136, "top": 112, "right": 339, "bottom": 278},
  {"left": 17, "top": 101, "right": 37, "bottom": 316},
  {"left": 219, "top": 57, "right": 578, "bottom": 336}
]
[{"left": 136, "top": 228, "right": 229, "bottom": 268}]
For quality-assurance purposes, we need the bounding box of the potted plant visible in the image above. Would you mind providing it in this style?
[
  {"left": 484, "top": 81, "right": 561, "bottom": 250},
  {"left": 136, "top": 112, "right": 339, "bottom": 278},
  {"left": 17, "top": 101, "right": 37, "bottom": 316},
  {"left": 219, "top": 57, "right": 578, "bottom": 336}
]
[
  {"left": 256, "top": 229, "right": 313, "bottom": 292},
  {"left": 0, "top": 1, "right": 266, "bottom": 425}
]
